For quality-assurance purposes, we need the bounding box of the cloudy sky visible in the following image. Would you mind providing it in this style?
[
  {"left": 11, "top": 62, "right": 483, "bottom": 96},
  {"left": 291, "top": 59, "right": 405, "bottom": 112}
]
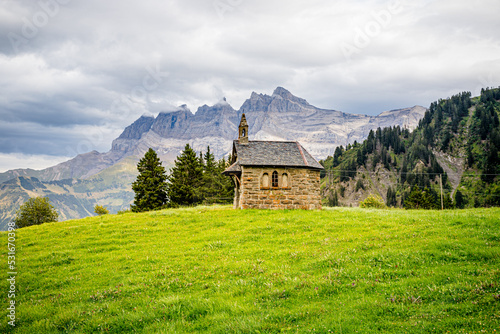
[{"left": 0, "top": 0, "right": 499, "bottom": 172}]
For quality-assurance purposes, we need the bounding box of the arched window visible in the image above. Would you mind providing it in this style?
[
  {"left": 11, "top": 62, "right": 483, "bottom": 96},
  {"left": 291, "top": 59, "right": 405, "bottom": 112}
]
[
  {"left": 282, "top": 173, "right": 289, "bottom": 188},
  {"left": 261, "top": 173, "right": 269, "bottom": 188},
  {"left": 242, "top": 129, "right": 246, "bottom": 137},
  {"left": 272, "top": 171, "right": 279, "bottom": 188}
]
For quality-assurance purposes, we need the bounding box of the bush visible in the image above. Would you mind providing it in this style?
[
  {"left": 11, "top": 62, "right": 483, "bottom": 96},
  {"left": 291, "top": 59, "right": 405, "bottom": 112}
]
[
  {"left": 14, "top": 197, "right": 58, "bottom": 228},
  {"left": 94, "top": 205, "right": 109, "bottom": 215},
  {"left": 359, "top": 194, "right": 387, "bottom": 209}
]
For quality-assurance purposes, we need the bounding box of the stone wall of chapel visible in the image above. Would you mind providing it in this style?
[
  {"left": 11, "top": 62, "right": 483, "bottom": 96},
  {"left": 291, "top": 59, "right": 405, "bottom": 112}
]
[{"left": 239, "top": 166, "right": 322, "bottom": 210}]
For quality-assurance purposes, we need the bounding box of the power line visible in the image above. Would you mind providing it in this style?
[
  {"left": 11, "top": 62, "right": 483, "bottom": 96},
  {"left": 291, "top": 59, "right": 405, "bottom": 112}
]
[
  {"left": 327, "top": 170, "right": 500, "bottom": 197},
  {"left": 322, "top": 170, "right": 500, "bottom": 176}
]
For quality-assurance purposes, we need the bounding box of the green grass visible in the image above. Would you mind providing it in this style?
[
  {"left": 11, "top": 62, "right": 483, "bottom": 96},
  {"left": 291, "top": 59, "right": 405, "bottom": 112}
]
[{"left": 1, "top": 207, "right": 500, "bottom": 333}]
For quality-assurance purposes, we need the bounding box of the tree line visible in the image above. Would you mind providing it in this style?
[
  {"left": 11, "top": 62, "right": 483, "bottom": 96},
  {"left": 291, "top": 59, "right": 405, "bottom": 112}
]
[
  {"left": 13, "top": 144, "right": 234, "bottom": 227},
  {"left": 131, "top": 144, "right": 234, "bottom": 212}
]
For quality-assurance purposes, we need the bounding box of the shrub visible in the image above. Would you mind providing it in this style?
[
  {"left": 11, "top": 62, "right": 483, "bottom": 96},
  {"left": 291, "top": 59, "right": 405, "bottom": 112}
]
[
  {"left": 359, "top": 194, "right": 387, "bottom": 209},
  {"left": 14, "top": 197, "right": 58, "bottom": 228},
  {"left": 94, "top": 205, "right": 109, "bottom": 215}
]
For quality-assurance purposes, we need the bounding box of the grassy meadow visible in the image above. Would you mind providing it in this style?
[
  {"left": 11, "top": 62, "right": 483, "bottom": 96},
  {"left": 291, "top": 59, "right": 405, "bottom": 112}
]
[{"left": 1, "top": 206, "right": 499, "bottom": 333}]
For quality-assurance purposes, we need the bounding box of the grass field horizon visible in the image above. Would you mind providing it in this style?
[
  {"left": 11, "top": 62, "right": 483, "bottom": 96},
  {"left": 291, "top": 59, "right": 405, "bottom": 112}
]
[{"left": 1, "top": 206, "right": 499, "bottom": 333}]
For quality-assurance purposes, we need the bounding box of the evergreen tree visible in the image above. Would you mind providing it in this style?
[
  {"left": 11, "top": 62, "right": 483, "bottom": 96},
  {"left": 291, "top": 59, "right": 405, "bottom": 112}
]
[
  {"left": 466, "top": 144, "right": 474, "bottom": 168},
  {"left": 131, "top": 148, "right": 168, "bottom": 212},
  {"left": 356, "top": 147, "right": 365, "bottom": 165},
  {"left": 333, "top": 146, "right": 343, "bottom": 167},
  {"left": 400, "top": 158, "right": 408, "bottom": 184},
  {"left": 355, "top": 179, "right": 364, "bottom": 192},
  {"left": 454, "top": 189, "right": 465, "bottom": 209},
  {"left": 328, "top": 189, "right": 339, "bottom": 207},
  {"left": 443, "top": 195, "right": 454, "bottom": 209},
  {"left": 404, "top": 187, "right": 437, "bottom": 210},
  {"left": 214, "top": 156, "right": 235, "bottom": 202},
  {"left": 386, "top": 186, "right": 397, "bottom": 207},
  {"left": 201, "top": 146, "right": 234, "bottom": 203},
  {"left": 167, "top": 144, "right": 204, "bottom": 206},
  {"left": 482, "top": 144, "right": 499, "bottom": 183},
  {"left": 201, "top": 146, "right": 217, "bottom": 199}
]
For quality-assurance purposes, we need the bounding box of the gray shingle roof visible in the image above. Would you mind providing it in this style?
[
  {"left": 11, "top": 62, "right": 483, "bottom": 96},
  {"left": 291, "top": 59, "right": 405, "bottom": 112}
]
[
  {"left": 232, "top": 140, "right": 324, "bottom": 170},
  {"left": 223, "top": 161, "right": 242, "bottom": 175}
]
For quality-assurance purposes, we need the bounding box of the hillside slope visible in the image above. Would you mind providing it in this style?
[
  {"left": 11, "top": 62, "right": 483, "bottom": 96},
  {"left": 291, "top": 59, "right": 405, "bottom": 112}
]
[
  {"left": 1, "top": 207, "right": 499, "bottom": 333},
  {"left": 321, "top": 87, "right": 500, "bottom": 208},
  {"left": 0, "top": 157, "right": 140, "bottom": 230}
]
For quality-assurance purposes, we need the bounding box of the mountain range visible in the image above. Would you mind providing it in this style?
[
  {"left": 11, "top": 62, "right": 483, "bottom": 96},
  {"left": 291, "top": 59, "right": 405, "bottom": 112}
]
[{"left": 0, "top": 87, "right": 426, "bottom": 229}]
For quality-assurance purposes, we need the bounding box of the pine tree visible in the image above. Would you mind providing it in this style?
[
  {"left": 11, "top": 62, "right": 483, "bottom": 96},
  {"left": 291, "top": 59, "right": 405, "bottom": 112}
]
[
  {"left": 131, "top": 148, "right": 168, "bottom": 212},
  {"left": 200, "top": 148, "right": 235, "bottom": 204},
  {"left": 466, "top": 144, "right": 474, "bottom": 168},
  {"left": 482, "top": 143, "right": 499, "bottom": 183},
  {"left": 400, "top": 158, "right": 408, "bottom": 184},
  {"left": 386, "top": 186, "right": 397, "bottom": 207},
  {"left": 201, "top": 146, "right": 219, "bottom": 201},
  {"left": 404, "top": 187, "right": 437, "bottom": 209},
  {"left": 333, "top": 146, "right": 343, "bottom": 167},
  {"left": 454, "top": 189, "right": 465, "bottom": 209},
  {"left": 328, "top": 189, "right": 339, "bottom": 207},
  {"left": 404, "top": 187, "right": 425, "bottom": 209},
  {"left": 167, "top": 144, "right": 204, "bottom": 206},
  {"left": 214, "top": 156, "right": 235, "bottom": 202}
]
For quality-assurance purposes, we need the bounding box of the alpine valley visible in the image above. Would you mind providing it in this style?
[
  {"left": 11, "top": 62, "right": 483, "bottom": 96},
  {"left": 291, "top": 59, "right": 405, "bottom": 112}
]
[{"left": 0, "top": 87, "right": 428, "bottom": 230}]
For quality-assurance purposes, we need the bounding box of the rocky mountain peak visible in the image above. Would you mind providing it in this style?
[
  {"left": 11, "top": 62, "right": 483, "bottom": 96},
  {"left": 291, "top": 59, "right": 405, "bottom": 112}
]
[
  {"left": 272, "top": 86, "right": 310, "bottom": 106},
  {"left": 151, "top": 107, "right": 194, "bottom": 138},
  {"left": 118, "top": 114, "right": 155, "bottom": 140},
  {"left": 196, "top": 100, "right": 236, "bottom": 119},
  {"left": 240, "top": 91, "right": 274, "bottom": 113},
  {"left": 213, "top": 97, "right": 234, "bottom": 109},
  {"left": 272, "top": 86, "right": 289, "bottom": 95}
]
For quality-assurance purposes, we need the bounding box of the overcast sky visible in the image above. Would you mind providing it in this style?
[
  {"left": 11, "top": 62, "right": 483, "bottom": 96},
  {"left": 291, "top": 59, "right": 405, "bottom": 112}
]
[{"left": 0, "top": 0, "right": 499, "bottom": 172}]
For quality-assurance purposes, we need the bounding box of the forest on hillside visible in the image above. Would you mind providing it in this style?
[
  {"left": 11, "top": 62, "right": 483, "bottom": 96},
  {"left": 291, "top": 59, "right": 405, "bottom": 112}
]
[{"left": 320, "top": 87, "right": 500, "bottom": 209}]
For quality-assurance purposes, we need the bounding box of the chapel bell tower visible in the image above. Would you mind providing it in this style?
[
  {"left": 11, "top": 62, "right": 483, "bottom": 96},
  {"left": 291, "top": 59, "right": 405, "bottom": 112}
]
[{"left": 238, "top": 113, "right": 249, "bottom": 145}]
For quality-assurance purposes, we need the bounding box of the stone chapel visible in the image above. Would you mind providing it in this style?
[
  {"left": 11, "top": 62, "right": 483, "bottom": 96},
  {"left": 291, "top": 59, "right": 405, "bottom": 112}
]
[{"left": 223, "top": 113, "right": 324, "bottom": 210}]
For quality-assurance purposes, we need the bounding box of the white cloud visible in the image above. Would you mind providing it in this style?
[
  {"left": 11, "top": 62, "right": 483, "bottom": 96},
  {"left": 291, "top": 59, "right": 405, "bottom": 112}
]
[
  {"left": 0, "top": 0, "right": 499, "bottom": 170},
  {"left": 0, "top": 152, "right": 72, "bottom": 173}
]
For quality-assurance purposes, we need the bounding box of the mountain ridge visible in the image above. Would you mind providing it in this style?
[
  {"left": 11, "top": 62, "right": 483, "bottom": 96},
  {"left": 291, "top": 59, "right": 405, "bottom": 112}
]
[{"left": 0, "top": 87, "right": 426, "bottom": 184}]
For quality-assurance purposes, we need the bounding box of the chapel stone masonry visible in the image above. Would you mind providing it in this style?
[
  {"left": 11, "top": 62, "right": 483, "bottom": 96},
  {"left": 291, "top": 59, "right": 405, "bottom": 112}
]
[{"left": 223, "top": 113, "right": 323, "bottom": 210}]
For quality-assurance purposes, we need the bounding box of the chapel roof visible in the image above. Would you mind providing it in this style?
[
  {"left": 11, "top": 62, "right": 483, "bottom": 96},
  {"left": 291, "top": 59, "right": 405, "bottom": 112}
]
[{"left": 224, "top": 140, "right": 324, "bottom": 173}]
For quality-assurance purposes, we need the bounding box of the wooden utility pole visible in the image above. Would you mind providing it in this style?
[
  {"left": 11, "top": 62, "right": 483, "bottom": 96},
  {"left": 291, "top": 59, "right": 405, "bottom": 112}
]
[{"left": 439, "top": 174, "right": 444, "bottom": 210}]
